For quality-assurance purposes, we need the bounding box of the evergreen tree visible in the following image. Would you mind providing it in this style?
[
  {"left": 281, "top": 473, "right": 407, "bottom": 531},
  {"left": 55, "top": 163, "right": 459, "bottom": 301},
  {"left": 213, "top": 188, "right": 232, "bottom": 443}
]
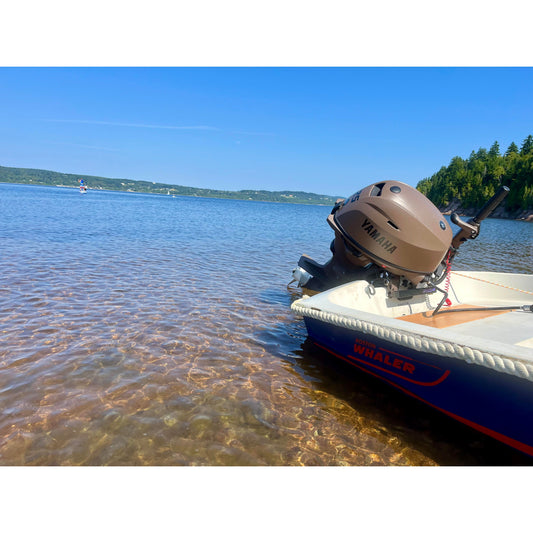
[
  {"left": 505, "top": 142, "right": 519, "bottom": 156},
  {"left": 417, "top": 135, "right": 533, "bottom": 212},
  {"left": 521, "top": 135, "right": 533, "bottom": 155},
  {"left": 489, "top": 141, "right": 500, "bottom": 158},
  {"left": 476, "top": 148, "right": 488, "bottom": 161}
]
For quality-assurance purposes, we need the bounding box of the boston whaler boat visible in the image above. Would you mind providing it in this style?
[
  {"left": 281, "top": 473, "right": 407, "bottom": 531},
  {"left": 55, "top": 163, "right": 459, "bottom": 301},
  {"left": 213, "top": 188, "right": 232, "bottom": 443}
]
[{"left": 290, "top": 182, "right": 533, "bottom": 456}]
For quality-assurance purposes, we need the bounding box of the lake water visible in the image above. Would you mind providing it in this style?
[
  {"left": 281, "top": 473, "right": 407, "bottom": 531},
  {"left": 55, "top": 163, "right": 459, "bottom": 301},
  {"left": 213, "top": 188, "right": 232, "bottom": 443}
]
[{"left": 1, "top": 183, "right": 532, "bottom": 466}]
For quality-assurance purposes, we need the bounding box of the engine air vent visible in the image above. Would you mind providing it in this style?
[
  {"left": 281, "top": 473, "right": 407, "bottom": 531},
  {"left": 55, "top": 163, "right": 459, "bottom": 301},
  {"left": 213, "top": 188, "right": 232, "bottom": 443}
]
[{"left": 370, "top": 183, "right": 385, "bottom": 196}]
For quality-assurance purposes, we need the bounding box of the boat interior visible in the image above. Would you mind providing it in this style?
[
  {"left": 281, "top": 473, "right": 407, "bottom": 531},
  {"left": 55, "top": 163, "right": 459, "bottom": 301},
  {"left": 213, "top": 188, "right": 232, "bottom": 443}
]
[{"left": 324, "top": 271, "right": 533, "bottom": 349}]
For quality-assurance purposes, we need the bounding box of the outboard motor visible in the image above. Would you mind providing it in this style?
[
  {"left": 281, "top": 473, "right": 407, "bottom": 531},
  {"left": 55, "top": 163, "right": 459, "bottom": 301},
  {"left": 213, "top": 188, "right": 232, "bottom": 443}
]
[{"left": 293, "top": 180, "right": 509, "bottom": 300}]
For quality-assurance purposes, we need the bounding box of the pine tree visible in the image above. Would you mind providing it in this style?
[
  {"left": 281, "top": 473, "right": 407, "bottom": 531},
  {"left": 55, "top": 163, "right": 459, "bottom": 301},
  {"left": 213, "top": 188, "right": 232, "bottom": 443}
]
[
  {"left": 489, "top": 141, "right": 500, "bottom": 157},
  {"left": 416, "top": 135, "right": 533, "bottom": 212},
  {"left": 505, "top": 142, "right": 519, "bottom": 156},
  {"left": 520, "top": 135, "right": 533, "bottom": 155}
]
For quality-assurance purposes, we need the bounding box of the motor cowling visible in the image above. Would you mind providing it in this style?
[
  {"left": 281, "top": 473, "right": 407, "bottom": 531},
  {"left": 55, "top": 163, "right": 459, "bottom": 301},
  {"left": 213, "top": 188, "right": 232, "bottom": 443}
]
[
  {"left": 330, "top": 180, "right": 452, "bottom": 284},
  {"left": 294, "top": 180, "right": 453, "bottom": 292}
]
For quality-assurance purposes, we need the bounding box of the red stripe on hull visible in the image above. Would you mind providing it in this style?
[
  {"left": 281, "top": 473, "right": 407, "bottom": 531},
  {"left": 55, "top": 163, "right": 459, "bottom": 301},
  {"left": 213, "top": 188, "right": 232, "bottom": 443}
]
[{"left": 315, "top": 341, "right": 533, "bottom": 457}]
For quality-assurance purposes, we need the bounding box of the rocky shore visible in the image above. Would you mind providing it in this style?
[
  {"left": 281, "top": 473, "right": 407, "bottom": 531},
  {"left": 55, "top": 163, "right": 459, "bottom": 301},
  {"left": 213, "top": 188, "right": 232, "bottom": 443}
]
[{"left": 441, "top": 199, "right": 533, "bottom": 221}]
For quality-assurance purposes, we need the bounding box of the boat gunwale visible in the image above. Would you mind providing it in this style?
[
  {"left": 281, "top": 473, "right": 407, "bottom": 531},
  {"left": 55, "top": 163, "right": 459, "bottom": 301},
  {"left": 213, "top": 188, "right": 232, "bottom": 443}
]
[{"left": 291, "top": 272, "right": 533, "bottom": 382}]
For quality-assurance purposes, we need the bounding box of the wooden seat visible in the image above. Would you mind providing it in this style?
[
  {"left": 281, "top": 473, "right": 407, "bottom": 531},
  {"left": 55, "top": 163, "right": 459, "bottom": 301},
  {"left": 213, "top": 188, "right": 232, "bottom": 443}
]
[{"left": 396, "top": 304, "right": 512, "bottom": 329}]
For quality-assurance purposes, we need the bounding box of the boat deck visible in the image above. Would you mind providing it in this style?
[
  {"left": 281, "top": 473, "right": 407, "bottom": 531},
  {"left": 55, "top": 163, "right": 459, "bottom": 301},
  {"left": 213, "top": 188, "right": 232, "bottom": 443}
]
[
  {"left": 397, "top": 304, "right": 511, "bottom": 329},
  {"left": 397, "top": 305, "right": 533, "bottom": 348}
]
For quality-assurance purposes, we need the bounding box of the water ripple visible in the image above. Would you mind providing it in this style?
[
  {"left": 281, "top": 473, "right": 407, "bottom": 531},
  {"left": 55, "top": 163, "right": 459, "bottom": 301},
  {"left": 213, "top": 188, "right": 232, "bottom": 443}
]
[{"left": 1, "top": 184, "right": 531, "bottom": 465}]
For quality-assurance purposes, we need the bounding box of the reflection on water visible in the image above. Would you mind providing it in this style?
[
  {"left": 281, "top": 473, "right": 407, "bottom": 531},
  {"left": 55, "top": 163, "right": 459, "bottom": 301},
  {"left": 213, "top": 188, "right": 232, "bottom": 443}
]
[{"left": 0, "top": 184, "right": 532, "bottom": 465}]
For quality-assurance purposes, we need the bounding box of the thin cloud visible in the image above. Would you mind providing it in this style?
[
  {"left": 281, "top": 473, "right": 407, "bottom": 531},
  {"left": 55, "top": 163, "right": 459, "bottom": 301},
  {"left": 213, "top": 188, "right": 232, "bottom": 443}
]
[
  {"left": 45, "top": 141, "right": 120, "bottom": 152},
  {"left": 44, "top": 119, "right": 219, "bottom": 131},
  {"left": 230, "top": 130, "right": 275, "bottom": 137},
  {"left": 44, "top": 119, "right": 274, "bottom": 136}
]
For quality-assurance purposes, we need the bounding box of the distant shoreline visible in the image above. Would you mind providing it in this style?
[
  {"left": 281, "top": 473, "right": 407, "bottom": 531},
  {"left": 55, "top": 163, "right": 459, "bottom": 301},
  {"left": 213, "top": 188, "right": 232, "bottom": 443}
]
[
  {"left": 0, "top": 164, "right": 338, "bottom": 206},
  {"left": 4, "top": 164, "right": 531, "bottom": 218},
  {"left": 0, "top": 181, "right": 335, "bottom": 207},
  {"left": 440, "top": 198, "right": 533, "bottom": 222}
]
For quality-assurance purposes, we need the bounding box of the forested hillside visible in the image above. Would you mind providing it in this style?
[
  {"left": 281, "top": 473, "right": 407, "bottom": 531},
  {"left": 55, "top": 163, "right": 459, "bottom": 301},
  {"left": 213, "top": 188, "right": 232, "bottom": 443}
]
[
  {"left": 0, "top": 165, "right": 338, "bottom": 205},
  {"left": 4, "top": 134, "right": 533, "bottom": 214},
  {"left": 417, "top": 135, "right": 533, "bottom": 213}
]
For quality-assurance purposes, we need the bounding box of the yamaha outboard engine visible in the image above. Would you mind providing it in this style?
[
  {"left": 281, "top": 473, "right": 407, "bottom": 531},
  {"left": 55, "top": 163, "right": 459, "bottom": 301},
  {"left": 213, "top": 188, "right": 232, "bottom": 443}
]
[{"left": 292, "top": 180, "right": 509, "bottom": 299}]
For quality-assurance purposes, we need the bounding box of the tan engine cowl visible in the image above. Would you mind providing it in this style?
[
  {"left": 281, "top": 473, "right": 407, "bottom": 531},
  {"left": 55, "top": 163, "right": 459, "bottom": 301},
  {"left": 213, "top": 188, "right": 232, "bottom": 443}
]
[{"left": 330, "top": 180, "right": 452, "bottom": 284}]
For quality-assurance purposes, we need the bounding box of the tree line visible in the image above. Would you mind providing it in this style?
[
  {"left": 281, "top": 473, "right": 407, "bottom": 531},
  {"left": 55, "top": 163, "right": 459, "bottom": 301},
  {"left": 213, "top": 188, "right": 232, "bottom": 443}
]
[
  {"left": 0, "top": 165, "right": 338, "bottom": 205},
  {"left": 416, "top": 135, "right": 533, "bottom": 212}
]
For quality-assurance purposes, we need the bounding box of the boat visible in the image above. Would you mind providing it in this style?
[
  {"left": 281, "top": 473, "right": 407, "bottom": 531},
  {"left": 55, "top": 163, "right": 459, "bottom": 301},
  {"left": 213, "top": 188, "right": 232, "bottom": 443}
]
[
  {"left": 290, "top": 181, "right": 533, "bottom": 456},
  {"left": 79, "top": 179, "right": 87, "bottom": 194}
]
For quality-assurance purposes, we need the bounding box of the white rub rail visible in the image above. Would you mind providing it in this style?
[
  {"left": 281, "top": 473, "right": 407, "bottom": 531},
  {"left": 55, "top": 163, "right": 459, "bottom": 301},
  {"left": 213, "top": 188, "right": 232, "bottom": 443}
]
[{"left": 291, "top": 299, "right": 533, "bottom": 383}]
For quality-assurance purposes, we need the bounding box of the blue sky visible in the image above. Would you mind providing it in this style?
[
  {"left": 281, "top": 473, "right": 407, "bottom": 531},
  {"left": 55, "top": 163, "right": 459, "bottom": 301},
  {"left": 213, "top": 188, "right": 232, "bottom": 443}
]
[{"left": 1, "top": 67, "right": 532, "bottom": 197}]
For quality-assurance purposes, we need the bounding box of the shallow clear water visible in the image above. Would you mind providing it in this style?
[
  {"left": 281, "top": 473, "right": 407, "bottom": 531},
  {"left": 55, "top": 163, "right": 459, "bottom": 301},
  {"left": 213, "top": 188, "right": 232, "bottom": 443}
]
[{"left": 1, "top": 183, "right": 532, "bottom": 465}]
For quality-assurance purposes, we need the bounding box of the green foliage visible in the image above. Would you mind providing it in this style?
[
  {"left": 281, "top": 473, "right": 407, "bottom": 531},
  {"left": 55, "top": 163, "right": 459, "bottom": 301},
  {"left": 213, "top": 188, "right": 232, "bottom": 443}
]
[
  {"left": 416, "top": 135, "right": 533, "bottom": 212},
  {"left": 0, "top": 165, "right": 338, "bottom": 205},
  {"left": 521, "top": 135, "right": 533, "bottom": 155},
  {"left": 488, "top": 141, "right": 500, "bottom": 158},
  {"left": 505, "top": 142, "right": 519, "bottom": 156}
]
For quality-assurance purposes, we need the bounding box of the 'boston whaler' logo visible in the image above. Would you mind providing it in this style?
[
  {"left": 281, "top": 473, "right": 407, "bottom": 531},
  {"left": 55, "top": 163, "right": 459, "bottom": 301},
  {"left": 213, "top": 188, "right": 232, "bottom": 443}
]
[
  {"left": 361, "top": 218, "right": 397, "bottom": 254},
  {"left": 349, "top": 339, "right": 450, "bottom": 386}
]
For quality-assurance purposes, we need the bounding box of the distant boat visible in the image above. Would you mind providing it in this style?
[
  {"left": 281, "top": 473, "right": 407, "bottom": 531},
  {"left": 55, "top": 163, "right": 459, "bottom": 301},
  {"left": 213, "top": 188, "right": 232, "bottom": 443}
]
[{"left": 79, "top": 179, "right": 87, "bottom": 194}]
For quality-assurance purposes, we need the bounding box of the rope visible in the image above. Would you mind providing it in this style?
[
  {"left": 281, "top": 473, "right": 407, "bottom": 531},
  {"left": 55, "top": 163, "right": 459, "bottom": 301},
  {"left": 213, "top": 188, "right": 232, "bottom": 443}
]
[
  {"left": 443, "top": 250, "right": 452, "bottom": 306},
  {"left": 453, "top": 272, "right": 533, "bottom": 296},
  {"left": 291, "top": 300, "right": 533, "bottom": 383}
]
